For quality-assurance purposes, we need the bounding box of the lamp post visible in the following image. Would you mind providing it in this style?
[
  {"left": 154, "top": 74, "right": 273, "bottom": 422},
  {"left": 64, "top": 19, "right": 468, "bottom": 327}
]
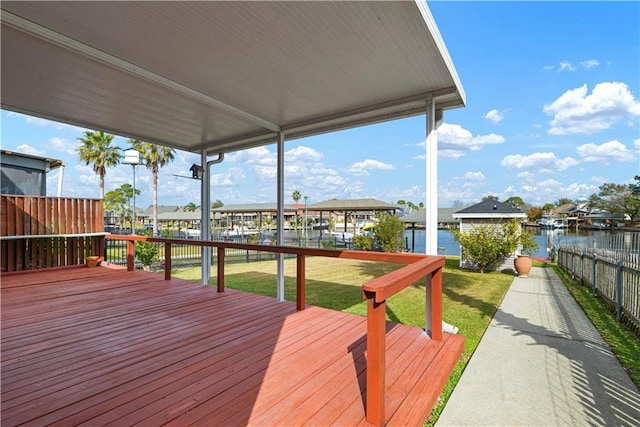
[
  {"left": 304, "top": 196, "right": 308, "bottom": 245},
  {"left": 124, "top": 149, "right": 142, "bottom": 234}
]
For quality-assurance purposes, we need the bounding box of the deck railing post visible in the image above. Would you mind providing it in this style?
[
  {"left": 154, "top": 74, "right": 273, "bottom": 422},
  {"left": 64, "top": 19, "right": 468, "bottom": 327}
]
[
  {"left": 593, "top": 253, "right": 598, "bottom": 297},
  {"left": 127, "top": 240, "right": 134, "bottom": 271},
  {"left": 217, "top": 247, "right": 225, "bottom": 291},
  {"left": 616, "top": 260, "right": 623, "bottom": 322},
  {"left": 366, "top": 295, "right": 386, "bottom": 426},
  {"left": 296, "top": 254, "right": 306, "bottom": 310},
  {"left": 430, "top": 266, "right": 443, "bottom": 340},
  {"left": 165, "top": 242, "right": 172, "bottom": 280}
]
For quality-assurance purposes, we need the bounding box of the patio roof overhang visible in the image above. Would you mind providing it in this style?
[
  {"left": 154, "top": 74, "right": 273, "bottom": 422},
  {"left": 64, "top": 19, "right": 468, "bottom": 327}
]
[{"left": 0, "top": 1, "right": 465, "bottom": 155}]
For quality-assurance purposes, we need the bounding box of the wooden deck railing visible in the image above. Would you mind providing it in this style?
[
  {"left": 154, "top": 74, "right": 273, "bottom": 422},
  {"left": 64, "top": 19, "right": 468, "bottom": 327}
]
[
  {"left": 106, "top": 234, "right": 444, "bottom": 425},
  {"left": 0, "top": 195, "right": 104, "bottom": 271}
]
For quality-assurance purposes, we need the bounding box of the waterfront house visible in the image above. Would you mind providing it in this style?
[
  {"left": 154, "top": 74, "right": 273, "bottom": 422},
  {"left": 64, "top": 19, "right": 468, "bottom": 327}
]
[{"left": 453, "top": 200, "right": 528, "bottom": 272}]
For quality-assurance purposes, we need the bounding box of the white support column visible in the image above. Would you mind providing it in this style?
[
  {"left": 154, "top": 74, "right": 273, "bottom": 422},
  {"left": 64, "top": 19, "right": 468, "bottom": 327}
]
[
  {"left": 57, "top": 164, "right": 65, "bottom": 197},
  {"left": 276, "top": 132, "right": 285, "bottom": 302},
  {"left": 425, "top": 95, "right": 438, "bottom": 255},
  {"left": 201, "top": 149, "right": 211, "bottom": 285}
]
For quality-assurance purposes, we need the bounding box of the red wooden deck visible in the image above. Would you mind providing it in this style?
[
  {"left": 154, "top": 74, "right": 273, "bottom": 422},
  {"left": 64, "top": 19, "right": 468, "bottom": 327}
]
[{"left": 1, "top": 265, "right": 463, "bottom": 426}]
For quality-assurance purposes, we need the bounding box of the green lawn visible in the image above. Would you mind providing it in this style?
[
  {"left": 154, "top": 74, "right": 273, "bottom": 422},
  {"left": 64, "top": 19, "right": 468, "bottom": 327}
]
[
  {"left": 172, "top": 255, "right": 514, "bottom": 424},
  {"left": 553, "top": 264, "right": 640, "bottom": 388},
  {"left": 169, "top": 256, "right": 640, "bottom": 424}
]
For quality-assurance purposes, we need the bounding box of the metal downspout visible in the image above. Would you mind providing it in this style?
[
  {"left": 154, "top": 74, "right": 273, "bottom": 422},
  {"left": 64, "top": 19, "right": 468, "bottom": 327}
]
[{"left": 201, "top": 151, "right": 224, "bottom": 286}]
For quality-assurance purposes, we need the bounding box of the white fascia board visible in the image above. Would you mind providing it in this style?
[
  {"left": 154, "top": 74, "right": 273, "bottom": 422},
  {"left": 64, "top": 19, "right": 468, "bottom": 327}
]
[
  {"left": 414, "top": 0, "right": 466, "bottom": 107},
  {"left": 452, "top": 213, "right": 528, "bottom": 219}
]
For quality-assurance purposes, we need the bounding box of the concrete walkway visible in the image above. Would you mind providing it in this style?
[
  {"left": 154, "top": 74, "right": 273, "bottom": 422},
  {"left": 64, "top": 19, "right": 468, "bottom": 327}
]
[{"left": 437, "top": 267, "right": 640, "bottom": 426}]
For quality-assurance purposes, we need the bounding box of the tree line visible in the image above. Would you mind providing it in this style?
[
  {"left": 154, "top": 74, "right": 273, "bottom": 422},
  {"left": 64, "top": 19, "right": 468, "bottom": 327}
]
[
  {"left": 480, "top": 176, "right": 640, "bottom": 222},
  {"left": 77, "top": 130, "right": 175, "bottom": 236}
]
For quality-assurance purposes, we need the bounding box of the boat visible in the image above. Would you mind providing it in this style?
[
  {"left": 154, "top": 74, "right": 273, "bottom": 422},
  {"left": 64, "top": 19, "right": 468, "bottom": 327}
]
[
  {"left": 553, "top": 219, "right": 568, "bottom": 229},
  {"left": 538, "top": 217, "right": 568, "bottom": 229},
  {"left": 538, "top": 217, "right": 556, "bottom": 229},
  {"left": 322, "top": 230, "right": 354, "bottom": 242}
]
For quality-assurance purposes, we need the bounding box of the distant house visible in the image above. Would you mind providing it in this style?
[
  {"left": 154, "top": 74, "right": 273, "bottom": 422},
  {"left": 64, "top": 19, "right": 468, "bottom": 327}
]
[
  {"left": 452, "top": 200, "right": 527, "bottom": 272},
  {"left": 0, "top": 149, "right": 64, "bottom": 196},
  {"left": 554, "top": 202, "right": 590, "bottom": 228}
]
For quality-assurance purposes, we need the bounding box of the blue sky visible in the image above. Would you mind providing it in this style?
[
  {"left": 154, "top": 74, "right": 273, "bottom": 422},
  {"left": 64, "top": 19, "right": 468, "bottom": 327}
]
[{"left": 2, "top": 1, "right": 639, "bottom": 210}]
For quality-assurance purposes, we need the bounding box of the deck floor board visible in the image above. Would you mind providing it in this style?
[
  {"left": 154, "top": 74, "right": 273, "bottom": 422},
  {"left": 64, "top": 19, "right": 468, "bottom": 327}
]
[{"left": 1, "top": 265, "right": 463, "bottom": 426}]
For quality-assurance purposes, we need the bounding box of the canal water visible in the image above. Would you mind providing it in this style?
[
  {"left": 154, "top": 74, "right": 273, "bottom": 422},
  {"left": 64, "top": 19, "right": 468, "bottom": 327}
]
[{"left": 405, "top": 228, "right": 638, "bottom": 258}]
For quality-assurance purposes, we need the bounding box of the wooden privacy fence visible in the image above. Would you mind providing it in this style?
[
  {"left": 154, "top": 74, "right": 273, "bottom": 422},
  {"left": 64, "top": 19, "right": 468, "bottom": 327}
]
[
  {"left": 557, "top": 246, "right": 640, "bottom": 335},
  {"left": 106, "top": 234, "right": 446, "bottom": 426},
  {"left": 1, "top": 195, "right": 105, "bottom": 272}
]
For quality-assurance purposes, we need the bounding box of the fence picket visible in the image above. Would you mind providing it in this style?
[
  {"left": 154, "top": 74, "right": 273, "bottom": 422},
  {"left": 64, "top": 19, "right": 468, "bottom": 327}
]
[
  {"left": 1, "top": 195, "right": 104, "bottom": 272},
  {"left": 558, "top": 245, "right": 639, "bottom": 335}
]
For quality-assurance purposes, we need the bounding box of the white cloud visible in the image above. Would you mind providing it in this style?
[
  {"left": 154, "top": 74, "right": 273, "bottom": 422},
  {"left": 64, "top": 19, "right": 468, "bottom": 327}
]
[
  {"left": 544, "top": 59, "right": 600, "bottom": 73},
  {"left": 7, "top": 111, "right": 86, "bottom": 132},
  {"left": 513, "top": 178, "right": 599, "bottom": 206},
  {"left": 347, "top": 159, "right": 394, "bottom": 176},
  {"left": 414, "top": 123, "right": 505, "bottom": 159},
  {"left": 438, "top": 186, "right": 476, "bottom": 207},
  {"left": 229, "top": 145, "right": 323, "bottom": 167},
  {"left": 472, "top": 134, "right": 506, "bottom": 145},
  {"left": 341, "top": 180, "right": 364, "bottom": 198},
  {"left": 484, "top": 109, "right": 504, "bottom": 124},
  {"left": 501, "top": 152, "right": 578, "bottom": 173},
  {"left": 438, "top": 172, "right": 489, "bottom": 206},
  {"left": 544, "top": 82, "right": 640, "bottom": 135},
  {"left": 254, "top": 165, "right": 277, "bottom": 181},
  {"left": 286, "top": 146, "right": 324, "bottom": 163},
  {"left": 580, "top": 59, "right": 600, "bottom": 69},
  {"left": 434, "top": 123, "right": 506, "bottom": 158},
  {"left": 212, "top": 167, "right": 246, "bottom": 187},
  {"left": 15, "top": 144, "right": 45, "bottom": 156},
  {"left": 226, "top": 145, "right": 330, "bottom": 189},
  {"left": 576, "top": 140, "right": 635, "bottom": 164},
  {"left": 6, "top": 112, "right": 56, "bottom": 127},
  {"left": 558, "top": 61, "right": 576, "bottom": 72},
  {"left": 464, "top": 171, "right": 485, "bottom": 181},
  {"left": 74, "top": 164, "right": 99, "bottom": 185},
  {"left": 49, "top": 137, "right": 80, "bottom": 156},
  {"left": 382, "top": 185, "right": 422, "bottom": 202},
  {"left": 228, "top": 146, "right": 275, "bottom": 166},
  {"left": 634, "top": 138, "right": 640, "bottom": 152},
  {"left": 437, "top": 150, "right": 465, "bottom": 160}
]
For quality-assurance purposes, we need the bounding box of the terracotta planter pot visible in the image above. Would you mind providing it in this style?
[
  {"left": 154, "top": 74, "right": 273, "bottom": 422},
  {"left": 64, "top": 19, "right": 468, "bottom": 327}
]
[
  {"left": 514, "top": 255, "right": 532, "bottom": 278},
  {"left": 86, "top": 256, "right": 100, "bottom": 268}
]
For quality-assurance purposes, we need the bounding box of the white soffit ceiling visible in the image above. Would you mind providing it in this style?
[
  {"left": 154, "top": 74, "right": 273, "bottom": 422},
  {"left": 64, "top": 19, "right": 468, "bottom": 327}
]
[{"left": 1, "top": 1, "right": 465, "bottom": 154}]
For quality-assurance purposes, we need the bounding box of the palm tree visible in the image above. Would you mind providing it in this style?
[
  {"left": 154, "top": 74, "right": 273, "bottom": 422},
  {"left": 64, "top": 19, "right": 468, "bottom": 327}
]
[
  {"left": 292, "top": 190, "right": 301, "bottom": 242},
  {"left": 76, "top": 131, "right": 121, "bottom": 199},
  {"left": 129, "top": 140, "right": 176, "bottom": 236},
  {"left": 184, "top": 202, "right": 199, "bottom": 212}
]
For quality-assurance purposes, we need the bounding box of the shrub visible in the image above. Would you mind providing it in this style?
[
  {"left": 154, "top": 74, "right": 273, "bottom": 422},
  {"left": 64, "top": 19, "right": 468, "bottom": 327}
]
[
  {"left": 353, "top": 234, "right": 374, "bottom": 251},
  {"left": 374, "top": 212, "right": 405, "bottom": 252},
  {"left": 451, "top": 219, "right": 537, "bottom": 273},
  {"left": 135, "top": 232, "right": 159, "bottom": 267},
  {"left": 321, "top": 239, "right": 336, "bottom": 249}
]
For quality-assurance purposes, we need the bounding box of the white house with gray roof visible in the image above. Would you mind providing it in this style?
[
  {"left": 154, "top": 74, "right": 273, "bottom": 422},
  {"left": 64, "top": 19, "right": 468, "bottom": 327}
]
[{"left": 453, "top": 200, "right": 527, "bottom": 272}]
